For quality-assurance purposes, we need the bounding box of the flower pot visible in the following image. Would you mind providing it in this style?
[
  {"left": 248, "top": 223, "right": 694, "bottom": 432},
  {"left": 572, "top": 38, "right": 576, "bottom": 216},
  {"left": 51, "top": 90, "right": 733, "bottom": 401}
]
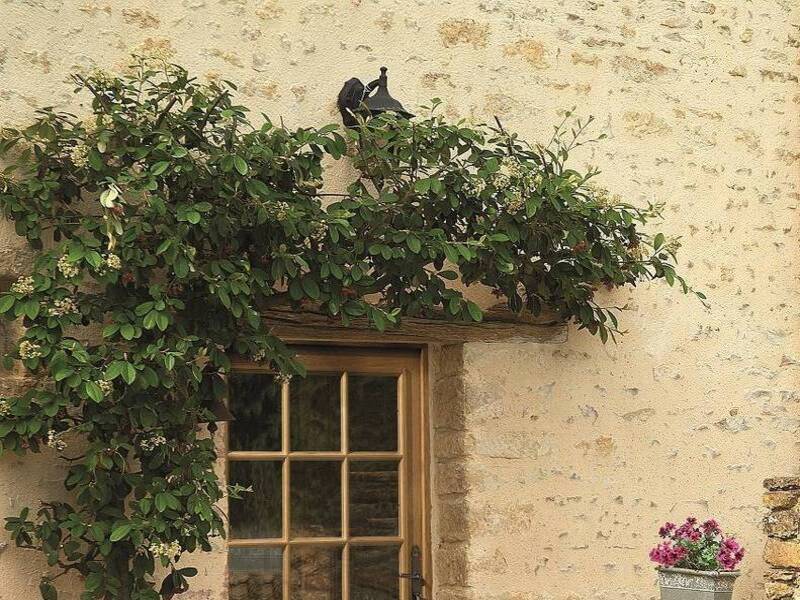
[{"left": 658, "top": 567, "right": 739, "bottom": 600}]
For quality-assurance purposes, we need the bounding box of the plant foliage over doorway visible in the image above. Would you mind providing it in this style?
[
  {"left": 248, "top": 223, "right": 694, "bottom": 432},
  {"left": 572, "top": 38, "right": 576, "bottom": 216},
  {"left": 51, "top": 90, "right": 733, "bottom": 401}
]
[{"left": 0, "top": 57, "right": 698, "bottom": 599}]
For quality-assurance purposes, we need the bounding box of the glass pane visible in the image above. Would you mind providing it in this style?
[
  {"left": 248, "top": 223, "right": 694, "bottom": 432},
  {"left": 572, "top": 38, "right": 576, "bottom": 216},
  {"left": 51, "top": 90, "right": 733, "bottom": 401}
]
[
  {"left": 229, "top": 546, "right": 283, "bottom": 600},
  {"left": 228, "top": 374, "right": 282, "bottom": 451},
  {"left": 290, "top": 546, "right": 342, "bottom": 600},
  {"left": 348, "top": 375, "right": 398, "bottom": 451},
  {"left": 290, "top": 375, "right": 341, "bottom": 451},
  {"left": 228, "top": 461, "right": 282, "bottom": 539},
  {"left": 350, "top": 546, "right": 399, "bottom": 600},
  {"left": 290, "top": 461, "right": 341, "bottom": 537},
  {"left": 349, "top": 461, "right": 399, "bottom": 537}
]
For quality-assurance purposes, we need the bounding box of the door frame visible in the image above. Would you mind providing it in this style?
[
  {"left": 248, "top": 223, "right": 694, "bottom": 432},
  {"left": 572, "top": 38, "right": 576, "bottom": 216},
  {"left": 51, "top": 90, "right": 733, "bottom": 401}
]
[{"left": 226, "top": 344, "right": 432, "bottom": 599}]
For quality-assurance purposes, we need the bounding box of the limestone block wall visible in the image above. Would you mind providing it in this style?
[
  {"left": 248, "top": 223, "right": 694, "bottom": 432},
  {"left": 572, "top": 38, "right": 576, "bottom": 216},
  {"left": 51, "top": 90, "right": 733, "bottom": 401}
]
[{"left": 0, "top": 1, "right": 798, "bottom": 600}]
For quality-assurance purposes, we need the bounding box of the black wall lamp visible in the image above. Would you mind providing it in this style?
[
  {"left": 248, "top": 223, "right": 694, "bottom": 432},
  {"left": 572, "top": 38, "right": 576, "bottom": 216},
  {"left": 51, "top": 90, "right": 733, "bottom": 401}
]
[{"left": 337, "top": 66, "right": 414, "bottom": 127}]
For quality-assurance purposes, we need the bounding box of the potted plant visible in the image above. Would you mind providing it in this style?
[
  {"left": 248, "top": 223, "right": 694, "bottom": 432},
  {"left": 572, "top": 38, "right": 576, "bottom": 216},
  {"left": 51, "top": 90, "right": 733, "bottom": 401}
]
[{"left": 650, "top": 517, "right": 745, "bottom": 600}]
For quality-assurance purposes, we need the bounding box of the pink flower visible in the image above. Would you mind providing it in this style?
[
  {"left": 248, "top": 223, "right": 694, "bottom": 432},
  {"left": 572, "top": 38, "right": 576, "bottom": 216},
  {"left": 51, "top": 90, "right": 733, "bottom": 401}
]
[
  {"left": 716, "top": 536, "right": 744, "bottom": 570},
  {"left": 649, "top": 542, "right": 688, "bottom": 568},
  {"left": 701, "top": 519, "right": 720, "bottom": 535},
  {"left": 675, "top": 521, "right": 702, "bottom": 541},
  {"left": 659, "top": 522, "right": 676, "bottom": 538},
  {"left": 652, "top": 517, "right": 745, "bottom": 571}
]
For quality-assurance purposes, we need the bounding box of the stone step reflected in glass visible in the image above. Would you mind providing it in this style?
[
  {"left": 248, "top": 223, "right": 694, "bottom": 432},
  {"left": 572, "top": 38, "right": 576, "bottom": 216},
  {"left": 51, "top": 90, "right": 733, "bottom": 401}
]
[
  {"left": 228, "top": 546, "right": 283, "bottom": 600},
  {"left": 350, "top": 545, "right": 399, "bottom": 600},
  {"left": 349, "top": 461, "right": 399, "bottom": 537},
  {"left": 290, "top": 461, "right": 341, "bottom": 537},
  {"left": 290, "top": 374, "right": 341, "bottom": 451},
  {"left": 228, "top": 374, "right": 282, "bottom": 451},
  {"left": 228, "top": 461, "right": 282, "bottom": 539},
  {"left": 348, "top": 375, "right": 398, "bottom": 452},
  {"left": 290, "top": 546, "right": 342, "bottom": 600}
]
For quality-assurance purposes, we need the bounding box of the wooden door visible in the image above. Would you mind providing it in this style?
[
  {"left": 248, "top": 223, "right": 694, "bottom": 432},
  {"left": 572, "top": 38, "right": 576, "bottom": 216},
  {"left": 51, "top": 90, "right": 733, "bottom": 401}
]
[{"left": 226, "top": 346, "right": 429, "bottom": 600}]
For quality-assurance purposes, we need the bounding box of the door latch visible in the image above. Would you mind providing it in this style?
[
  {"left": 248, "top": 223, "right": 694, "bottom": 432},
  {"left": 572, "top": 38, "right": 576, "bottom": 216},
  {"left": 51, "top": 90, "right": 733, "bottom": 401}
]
[{"left": 400, "top": 545, "right": 425, "bottom": 599}]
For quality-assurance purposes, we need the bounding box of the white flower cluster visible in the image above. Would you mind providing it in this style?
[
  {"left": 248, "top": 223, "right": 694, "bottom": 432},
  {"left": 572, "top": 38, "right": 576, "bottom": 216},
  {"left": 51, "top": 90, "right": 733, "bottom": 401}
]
[
  {"left": 525, "top": 171, "right": 544, "bottom": 189},
  {"left": 57, "top": 255, "right": 80, "bottom": 279},
  {"left": 300, "top": 178, "right": 323, "bottom": 191},
  {"left": 149, "top": 540, "right": 181, "bottom": 561},
  {"left": 273, "top": 201, "right": 290, "bottom": 220},
  {"left": 97, "top": 379, "right": 113, "bottom": 396},
  {"left": 49, "top": 297, "right": 78, "bottom": 317},
  {"left": 81, "top": 114, "right": 111, "bottom": 136},
  {"left": 585, "top": 183, "right": 621, "bottom": 209},
  {"left": 502, "top": 157, "right": 525, "bottom": 179},
  {"left": 251, "top": 348, "right": 267, "bottom": 362},
  {"left": 309, "top": 222, "right": 327, "bottom": 243},
  {"left": 46, "top": 429, "right": 67, "bottom": 451},
  {"left": 88, "top": 68, "right": 115, "bottom": 86},
  {"left": 10, "top": 276, "right": 34, "bottom": 295},
  {"left": 664, "top": 237, "right": 682, "bottom": 255},
  {"left": 139, "top": 433, "right": 167, "bottom": 452},
  {"left": 19, "top": 340, "right": 43, "bottom": 360},
  {"left": 0, "top": 171, "right": 13, "bottom": 192},
  {"left": 490, "top": 170, "right": 510, "bottom": 189},
  {"left": 464, "top": 177, "right": 487, "bottom": 196},
  {"left": 69, "top": 144, "right": 90, "bottom": 168},
  {"left": 188, "top": 148, "right": 209, "bottom": 165},
  {"left": 628, "top": 244, "right": 644, "bottom": 261},
  {"left": 274, "top": 372, "right": 293, "bottom": 385},
  {"left": 0, "top": 399, "right": 11, "bottom": 418},
  {"left": 104, "top": 254, "right": 122, "bottom": 270},
  {"left": 505, "top": 190, "right": 525, "bottom": 214}
]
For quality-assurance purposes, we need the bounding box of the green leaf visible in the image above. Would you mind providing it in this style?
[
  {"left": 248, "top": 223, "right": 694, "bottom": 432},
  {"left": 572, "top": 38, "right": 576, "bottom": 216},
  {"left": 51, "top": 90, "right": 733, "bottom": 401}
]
[
  {"left": 0, "top": 295, "right": 15, "bottom": 314},
  {"left": 88, "top": 149, "right": 104, "bottom": 171},
  {"left": 53, "top": 365, "right": 74, "bottom": 381},
  {"left": 245, "top": 179, "right": 270, "bottom": 198},
  {"left": 301, "top": 277, "right": 320, "bottom": 300},
  {"left": 156, "top": 238, "right": 173, "bottom": 255},
  {"left": 85, "top": 381, "right": 103, "bottom": 403},
  {"left": 109, "top": 523, "right": 132, "bottom": 542},
  {"left": 99, "top": 187, "right": 119, "bottom": 208},
  {"left": 466, "top": 301, "right": 483, "bottom": 322},
  {"left": 39, "top": 581, "right": 57, "bottom": 600},
  {"left": 23, "top": 299, "right": 39, "bottom": 319},
  {"left": 407, "top": 236, "right": 421, "bottom": 254},
  {"left": 233, "top": 156, "right": 249, "bottom": 175},
  {"left": 151, "top": 161, "right": 170, "bottom": 176},
  {"left": 120, "top": 324, "right": 135, "bottom": 340},
  {"left": 414, "top": 178, "right": 432, "bottom": 194},
  {"left": 121, "top": 362, "right": 137, "bottom": 385}
]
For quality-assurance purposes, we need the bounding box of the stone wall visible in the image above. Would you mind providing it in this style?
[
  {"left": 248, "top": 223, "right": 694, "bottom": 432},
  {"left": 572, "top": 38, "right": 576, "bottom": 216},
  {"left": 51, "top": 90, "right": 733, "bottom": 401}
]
[
  {"left": 0, "top": 1, "right": 798, "bottom": 600},
  {"left": 764, "top": 478, "right": 800, "bottom": 600}
]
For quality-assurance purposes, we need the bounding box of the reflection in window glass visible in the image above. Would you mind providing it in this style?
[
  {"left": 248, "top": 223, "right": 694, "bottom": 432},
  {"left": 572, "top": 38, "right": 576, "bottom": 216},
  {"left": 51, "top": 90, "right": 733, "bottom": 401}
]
[
  {"left": 348, "top": 376, "right": 397, "bottom": 451},
  {"left": 349, "top": 461, "right": 399, "bottom": 537},
  {"left": 228, "top": 546, "right": 283, "bottom": 600},
  {"left": 228, "top": 374, "right": 282, "bottom": 451},
  {"left": 290, "top": 375, "right": 341, "bottom": 451},
  {"left": 290, "top": 546, "right": 342, "bottom": 600},
  {"left": 228, "top": 461, "right": 282, "bottom": 539},
  {"left": 290, "top": 461, "right": 341, "bottom": 537},
  {"left": 350, "top": 546, "right": 399, "bottom": 600}
]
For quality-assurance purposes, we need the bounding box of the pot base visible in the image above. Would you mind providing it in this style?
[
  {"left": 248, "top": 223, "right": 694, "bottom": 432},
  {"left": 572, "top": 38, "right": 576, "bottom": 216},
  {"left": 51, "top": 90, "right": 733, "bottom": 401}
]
[{"left": 658, "top": 568, "right": 739, "bottom": 600}]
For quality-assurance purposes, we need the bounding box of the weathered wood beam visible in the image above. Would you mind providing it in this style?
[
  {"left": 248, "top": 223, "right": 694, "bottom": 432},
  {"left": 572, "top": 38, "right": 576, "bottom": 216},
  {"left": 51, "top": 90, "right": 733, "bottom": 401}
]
[{"left": 261, "top": 305, "right": 567, "bottom": 345}]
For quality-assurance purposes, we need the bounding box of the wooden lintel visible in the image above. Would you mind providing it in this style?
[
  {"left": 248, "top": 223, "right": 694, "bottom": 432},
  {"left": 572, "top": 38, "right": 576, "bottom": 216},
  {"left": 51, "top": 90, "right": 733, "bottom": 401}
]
[{"left": 261, "top": 305, "right": 567, "bottom": 345}]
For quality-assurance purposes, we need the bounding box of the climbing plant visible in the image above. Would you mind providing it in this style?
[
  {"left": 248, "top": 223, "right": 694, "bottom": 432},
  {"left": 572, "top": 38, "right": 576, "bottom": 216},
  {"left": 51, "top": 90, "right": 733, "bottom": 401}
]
[{"left": 0, "top": 56, "right": 698, "bottom": 599}]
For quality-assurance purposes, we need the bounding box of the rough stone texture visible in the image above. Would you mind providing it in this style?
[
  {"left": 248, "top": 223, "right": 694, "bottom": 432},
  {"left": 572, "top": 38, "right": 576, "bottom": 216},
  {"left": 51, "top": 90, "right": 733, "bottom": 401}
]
[
  {"left": 763, "top": 484, "right": 800, "bottom": 599},
  {"left": 0, "top": 1, "right": 797, "bottom": 600}
]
